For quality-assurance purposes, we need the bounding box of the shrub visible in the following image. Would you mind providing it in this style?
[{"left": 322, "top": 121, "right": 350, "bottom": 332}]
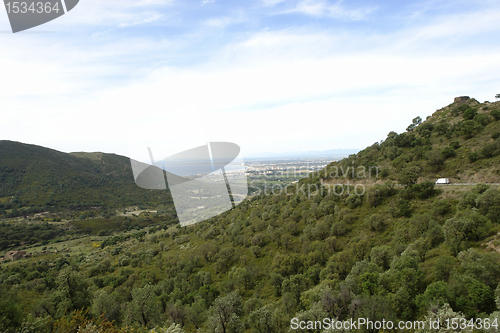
[
  {"left": 463, "top": 107, "right": 478, "bottom": 120},
  {"left": 443, "top": 217, "right": 473, "bottom": 255},
  {"left": 435, "top": 121, "right": 449, "bottom": 135},
  {"left": 476, "top": 188, "right": 500, "bottom": 223},
  {"left": 398, "top": 199, "right": 412, "bottom": 218},
  {"left": 452, "top": 104, "right": 470, "bottom": 116},
  {"left": 460, "top": 120, "right": 482, "bottom": 139},
  {"left": 417, "top": 122, "right": 434, "bottom": 138},
  {"left": 491, "top": 109, "right": 500, "bottom": 121},
  {"left": 398, "top": 165, "right": 421, "bottom": 187},
  {"left": 474, "top": 114, "right": 490, "bottom": 126},
  {"left": 367, "top": 183, "right": 395, "bottom": 207},
  {"left": 441, "top": 147, "right": 456, "bottom": 159},
  {"left": 492, "top": 132, "right": 500, "bottom": 140},
  {"left": 449, "top": 141, "right": 461, "bottom": 150},
  {"left": 345, "top": 194, "right": 362, "bottom": 209},
  {"left": 427, "top": 151, "right": 445, "bottom": 170},
  {"left": 366, "top": 214, "right": 386, "bottom": 232},
  {"left": 468, "top": 151, "right": 479, "bottom": 162},
  {"left": 411, "top": 181, "right": 438, "bottom": 199},
  {"left": 481, "top": 142, "right": 499, "bottom": 159},
  {"left": 379, "top": 168, "right": 390, "bottom": 178},
  {"left": 150, "top": 323, "right": 186, "bottom": 333}
]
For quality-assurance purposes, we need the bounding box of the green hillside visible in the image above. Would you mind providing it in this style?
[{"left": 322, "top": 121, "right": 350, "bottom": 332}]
[
  {"left": 1, "top": 99, "right": 500, "bottom": 333},
  {"left": 0, "top": 141, "right": 174, "bottom": 215},
  {"left": 316, "top": 98, "right": 500, "bottom": 187}
]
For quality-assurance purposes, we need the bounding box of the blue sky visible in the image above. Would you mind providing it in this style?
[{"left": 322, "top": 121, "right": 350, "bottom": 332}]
[{"left": 1, "top": 0, "right": 500, "bottom": 160}]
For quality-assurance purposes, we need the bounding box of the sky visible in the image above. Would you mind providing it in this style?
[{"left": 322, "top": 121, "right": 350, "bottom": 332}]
[{"left": 1, "top": 0, "right": 500, "bottom": 161}]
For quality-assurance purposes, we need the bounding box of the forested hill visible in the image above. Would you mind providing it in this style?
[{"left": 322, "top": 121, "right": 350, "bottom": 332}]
[
  {"left": 0, "top": 141, "right": 173, "bottom": 213},
  {"left": 315, "top": 98, "right": 500, "bottom": 186},
  {"left": 2, "top": 99, "right": 500, "bottom": 333}
]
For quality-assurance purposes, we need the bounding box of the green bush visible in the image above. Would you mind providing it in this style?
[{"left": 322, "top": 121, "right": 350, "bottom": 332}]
[
  {"left": 411, "top": 181, "right": 438, "bottom": 199},
  {"left": 398, "top": 165, "right": 421, "bottom": 187},
  {"left": 452, "top": 104, "right": 470, "bottom": 116},
  {"left": 441, "top": 147, "right": 456, "bottom": 159},
  {"left": 435, "top": 121, "right": 449, "bottom": 135},
  {"left": 417, "top": 122, "right": 434, "bottom": 138},
  {"left": 492, "top": 132, "right": 500, "bottom": 140},
  {"left": 491, "top": 109, "right": 500, "bottom": 121},
  {"left": 476, "top": 188, "right": 500, "bottom": 223},
  {"left": 460, "top": 120, "right": 482, "bottom": 139},
  {"left": 449, "top": 141, "right": 461, "bottom": 149},
  {"left": 481, "top": 142, "right": 499, "bottom": 159},
  {"left": 427, "top": 150, "right": 445, "bottom": 170},
  {"left": 463, "top": 107, "right": 478, "bottom": 120},
  {"left": 474, "top": 114, "right": 491, "bottom": 126},
  {"left": 468, "top": 151, "right": 479, "bottom": 162}
]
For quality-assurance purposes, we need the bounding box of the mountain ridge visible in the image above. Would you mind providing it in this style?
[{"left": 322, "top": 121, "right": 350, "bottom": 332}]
[{"left": 0, "top": 140, "right": 173, "bottom": 213}]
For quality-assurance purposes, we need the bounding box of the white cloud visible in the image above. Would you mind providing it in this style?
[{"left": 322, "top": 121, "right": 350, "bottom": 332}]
[
  {"left": 38, "top": 0, "right": 174, "bottom": 27},
  {"left": 262, "top": 0, "right": 289, "bottom": 6},
  {"left": 283, "top": 0, "right": 376, "bottom": 21},
  {"left": 2, "top": 1, "right": 500, "bottom": 157},
  {"left": 6, "top": 43, "right": 498, "bottom": 156},
  {"left": 405, "top": 10, "right": 500, "bottom": 42},
  {"left": 119, "top": 14, "right": 162, "bottom": 27},
  {"left": 203, "top": 13, "right": 247, "bottom": 28}
]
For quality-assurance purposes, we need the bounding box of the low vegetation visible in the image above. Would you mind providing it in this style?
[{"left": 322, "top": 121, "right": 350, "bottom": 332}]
[{"left": 1, "top": 99, "right": 500, "bottom": 333}]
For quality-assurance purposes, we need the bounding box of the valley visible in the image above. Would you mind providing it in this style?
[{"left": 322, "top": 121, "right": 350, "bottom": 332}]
[{"left": 1, "top": 99, "right": 500, "bottom": 333}]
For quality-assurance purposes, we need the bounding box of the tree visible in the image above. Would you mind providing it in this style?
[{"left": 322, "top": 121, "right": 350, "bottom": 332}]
[
  {"left": 443, "top": 218, "right": 473, "bottom": 256},
  {"left": 476, "top": 188, "right": 500, "bottom": 223},
  {"left": 207, "top": 291, "right": 243, "bottom": 333},
  {"left": 416, "top": 303, "right": 472, "bottom": 333},
  {"left": 290, "top": 302, "right": 328, "bottom": 333},
  {"left": 187, "top": 298, "right": 207, "bottom": 329},
  {"left": 407, "top": 116, "right": 422, "bottom": 132},
  {"left": 495, "top": 93, "right": 500, "bottom": 100},
  {"left": 0, "top": 288, "right": 23, "bottom": 333},
  {"left": 492, "top": 109, "right": 500, "bottom": 121},
  {"left": 125, "top": 284, "right": 162, "bottom": 328},
  {"left": 248, "top": 304, "right": 278, "bottom": 333},
  {"left": 460, "top": 120, "right": 481, "bottom": 139},
  {"left": 91, "top": 290, "right": 121, "bottom": 324},
  {"left": 427, "top": 151, "right": 445, "bottom": 171},
  {"left": 416, "top": 281, "right": 451, "bottom": 309},
  {"left": 463, "top": 108, "right": 477, "bottom": 120},
  {"left": 448, "top": 274, "right": 495, "bottom": 316},
  {"left": 398, "top": 166, "right": 421, "bottom": 187},
  {"left": 370, "top": 246, "right": 392, "bottom": 270},
  {"left": 441, "top": 147, "right": 456, "bottom": 159},
  {"left": 150, "top": 323, "right": 185, "bottom": 333},
  {"left": 53, "top": 267, "right": 91, "bottom": 318},
  {"left": 433, "top": 256, "right": 455, "bottom": 281},
  {"left": 458, "top": 248, "right": 500, "bottom": 289}
]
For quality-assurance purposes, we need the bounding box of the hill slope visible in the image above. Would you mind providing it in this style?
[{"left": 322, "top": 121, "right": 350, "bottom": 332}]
[
  {"left": 2, "top": 99, "right": 500, "bottom": 333},
  {"left": 0, "top": 141, "right": 173, "bottom": 215},
  {"left": 318, "top": 99, "right": 500, "bottom": 186}
]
